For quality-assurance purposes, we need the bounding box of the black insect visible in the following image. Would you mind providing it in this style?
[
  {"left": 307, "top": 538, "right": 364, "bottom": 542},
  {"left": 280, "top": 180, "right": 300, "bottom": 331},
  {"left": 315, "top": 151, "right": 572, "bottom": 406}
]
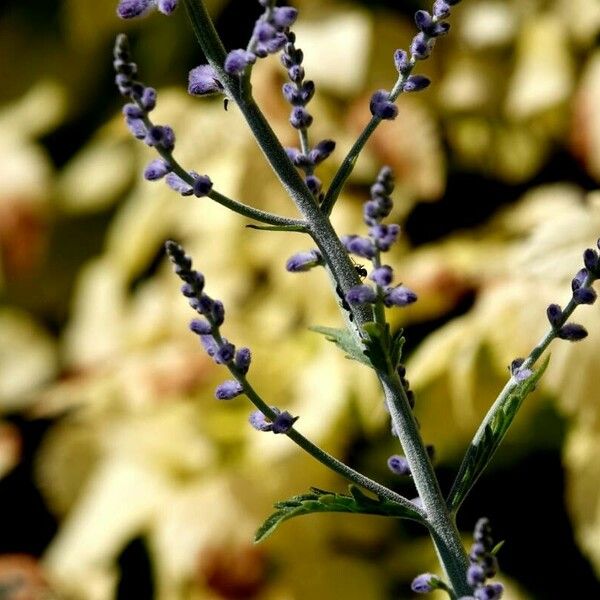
[{"left": 336, "top": 284, "right": 354, "bottom": 322}]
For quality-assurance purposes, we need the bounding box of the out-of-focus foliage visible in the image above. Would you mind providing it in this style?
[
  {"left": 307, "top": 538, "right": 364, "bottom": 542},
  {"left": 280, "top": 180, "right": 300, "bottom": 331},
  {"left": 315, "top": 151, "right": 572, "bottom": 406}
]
[{"left": 1, "top": 0, "right": 600, "bottom": 598}]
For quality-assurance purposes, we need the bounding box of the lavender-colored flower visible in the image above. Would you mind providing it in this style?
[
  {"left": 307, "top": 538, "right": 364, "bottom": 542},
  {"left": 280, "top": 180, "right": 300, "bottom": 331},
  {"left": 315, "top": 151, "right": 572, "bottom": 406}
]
[
  {"left": 224, "top": 49, "right": 257, "bottom": 75},
  {"left": 342, "top": 235, "right": 375, "bottom": 259},
  {"left": 410, "top": 32, "right": 434, "bottom": 60},
  {"left": 583, "top": 248, "right": 599, "bottom": 273},
  {"left": 345, "top": 285, "right": 377, "bottom": 305},
  {"left": 215, "top": 380, "right": 244, "bottom": 400},
  {"left": 272, "top": 6, "right": 298, "bottom": 28},
  {"left": 370, "top": 223, "right": 401, "bottom": 251},
  {"left": 384, "top": 286, "right": 417, "bottom": 307},
  {"left": 249, "top": 408, "right": 298, "bottom": 433},
  {"left": 557, "top": 323, "right": 588, "bottom": 341},
  {"left": 393, "top": 49, "right": 410, "bottom": 74},
  {"left": 433, "top": 0, "right": 452, "bottom": 19},
  {"left": 249, "top": 410, "right": 272, "bottom": 431},
  {"left": 189, "top": 318, "right": 212, "bottom": 335},
  {"left": 290, "top": 106, "right": 313, "bottom": 129},
  {"left": 403, "top": 75, "right": 431, "bottom": 92},
  {"left": 411, "top": 573, "right": 441, "bottom": 593},
  {"left": 271, "top": 410, "right": 298, "bottom": 434},
  {"left": 573, "top": 286, "right": 597, "bottom": 305},
  {"left": 145, "top": 125, "right": 175, "bottom": 150},
  {"left": 144, "top": 158, "right": 171, "bottom": 180},
  {"left": 467, "top": 564, "right": 486, "bottom": 587},
  {"left": 188, "top": 64, "right": 223, "bottom": 96},
  {"left": 200, "top": 334, "right": 220, "bottom": 358},
  {"left": 571, "top": 268, "right": 588, "bottom": 291},
  {"left": 117, "top": 0, "right": 178, "bottom": 18},
  {"left": 141, "top": 87, "right": 156, "bottom": 110},
  {"left": 166, "top": 172, "right": 194, "bottom": 196},
  {"left": 369, "top": 265, "right": 394, "bottom": 287},
  {"left": 308, "top": 139, "right": 336, "bottom": 164},
  {"left": 474, "top": 585, "right": 503, "bottom": 600},
  {"left": 234, "top": 347, "right": 252, "bottom": 374},
  {"left": 192, "top": 174, "right": 213, "bottom": 198},
  {"left": 211, "top": 299, "right": 225, "bottom": 326},
  {"left": 126, "top": 117, "right": 146, "bottom": 139},
  {"left": 387, "top": 454, "right": 411, "bottom": 476},
  {"left": 509, "top": 358, "right": 532, "bottom": 382},
  {"left": 285, "top": 249, "right": 323, "bottom": 272},
  {"left": 370, "top": 90, "right": 398, "bottom": 120},
  {"left": 546, "top": 303, "right": 563, "bottom": 328},
  {"left": 215, "top": 342, "right": 236, "bottom": 365}
]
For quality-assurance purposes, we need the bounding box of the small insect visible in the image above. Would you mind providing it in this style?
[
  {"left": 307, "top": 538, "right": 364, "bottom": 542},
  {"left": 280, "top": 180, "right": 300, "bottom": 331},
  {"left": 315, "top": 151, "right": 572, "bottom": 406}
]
[
  {"left": 351, "top": 259, "right": 368, "bottom": 279},
  {"left": 336, "top": 284, "right": 354, "bottom": 322}
]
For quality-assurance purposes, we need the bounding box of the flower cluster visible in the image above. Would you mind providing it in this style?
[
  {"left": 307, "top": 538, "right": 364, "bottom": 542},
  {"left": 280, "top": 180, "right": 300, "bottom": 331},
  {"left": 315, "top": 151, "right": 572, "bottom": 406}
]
[
  {"left": 165, "top": 240, "right": 251, "bottom": 400},
  {"left": 462, "top": 518, "right": 504, "bottom": 600},
  {"left": 370, "top": 0, "right": 460, "bottom": 119},
  {"left": 249, "top": 408, "right": 298, "bottom": 434},
  {"left": 341, "top": 167, "right": 417, "bottom": 310},
  {"left": 113, "top": 35, "right": 213, "bottom": 197},
  {"left": 117, "top": 0, "right": 177, "bottom": 19},
  {"left": 223, "top": 1, "right": 298, "bottom": 75},
  {"left": 545, "top": 242, "right": 600, "bottom": 341}
]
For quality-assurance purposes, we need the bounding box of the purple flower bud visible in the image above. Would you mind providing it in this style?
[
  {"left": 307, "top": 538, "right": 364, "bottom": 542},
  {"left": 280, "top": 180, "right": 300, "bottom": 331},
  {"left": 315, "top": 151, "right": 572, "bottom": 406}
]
[
  {"left": 189, "top": 319, "right": 212, "bottom": 335},
  {"left": 474, "top": 584, "right": 503, "bottom": 600},
  {"left": 271, "top": 410, "right": 298, "bottom": 434},
  {"left": 403, "top": 74, "right": 431, "bottom": 92},
  {"left": 144, "top": 158, "right": 171, "bottom": 180},
  {"left": 215, "top": 342, "right": 236, "bottom": 364},
  {"left": 571, "top": 268, "right": 588, "bottom": 291},
  {"left": 433, "top": 0, "right": 452, "bottom": 18},
  {"left": 272, "top": 6, "right": 298, "bottom": 28},
  {"left": 282, "top": 82, "right": 302, "bottom": 105},
  {"left": 431, "top": 21, "right": 451, "bottom": 36},
  {"left": 573, "top": 286, "right": 597, "bottom": 305},
  {"left": 200, "top": 334, "right": 219, "bottom": 357},
  {"left": 342, "top": 235, "right": 375, "bottom": 259},
  {"left": 411, "top": 573, "right": 440, "bottom": 594},
  {"left": 188, "top": 64, "right": 223, "bottom": 96},
  {"left": 369, "top": 90, "right": 398, "bottom": 120},
  {"left": 157, "top": 0, "right": 178, "bottom": 15},
  {"left": 165, "top": 172, "right": 193, "bottom": 196},
  {"left": 211, "top": 300, "right": 225, "bottom": 326},
  {"left": 125, "top": 117, "right": 146, "bottom": 139},
  {"left": 394, "top": 49, "right": 411, "bottom": 74},
  {"left": 215, "top": 380, "right": 244, "bottom": 400},
  {"left": 557, "top": 323, "right": 588, "bottom": 341},
  {"left": 286, "top": 250, "right": 323, "bottom": 272},
  {"left": 224, "top": 49, "right": 256, "bottom": 75},
  {"left": 234, "top": 347, "right": 252, "bottom": 374},
  {"left": 192, "top": 174, "right": 213, "bottom": 197},
  {"left": 308, "top": 139, "right": 336, "bottom": 164},
  {"left": 117, "top": 0, "right": 152, "bottom": 19},
  {"left": 249, "top": 410, "right": 272, "bottom": 432},
  {"left": 467, "top": 564, "right": 486, "bottom": 587},
  {"left": 345, "top": 285, "right": 377, "bottom": 305},
  {"left": 141, "top": 87, "right": 157, "bottom": 110},
  {"left": 470, "top": 542, "right": 486, "bottom": 561},
  {"left": 510, "top": 357, "right": 532, "bottom": 382},
  {"left": 370, "top": 265, "right": 394, "bottom": 287},
  {"left": 262, "top": 33, "right": 287, "bottom": 54},
  {"left": 384, "top": 286, "right": 418, "bottom": 307},
  {"left": 290, "top": 106, "right": 313, "bottom": 129},
  {"left": 387, "top": 454, "right": 411, "bottom": 475},
  {"left": 546, "top": 303, "right": 563, "bottom": 328},
  {"left": 123, "top": 103, "right": 144, "bottom": 119},
  {"left": 305, "top": 175, "right": 322, "bottom": 195},
  {"left": 288, "top": 64, "right": 305, "bottom": 82},
  {"left": 410, "top": 32, "right": 434, "bottom": 60},
  {"left": 285, "top": 147, "right": 302, "bottom": 164},
  {"left": 415, "top": 10, "right": 434, "bottom": 33},
  {"left": 370, "top": 223, "right": 401, "bottom": 251},
  {"left": 474, "top": 517, "right": 492, "bottom": 543},
  {"left": 254, "top": 21, "right": 277, "bottom": 43},
  {"left": 583, "top": 248, "right": 599, "bottom": 273},
  {"left": 300, "top": 81, "right": 315, "bottom": 104}
]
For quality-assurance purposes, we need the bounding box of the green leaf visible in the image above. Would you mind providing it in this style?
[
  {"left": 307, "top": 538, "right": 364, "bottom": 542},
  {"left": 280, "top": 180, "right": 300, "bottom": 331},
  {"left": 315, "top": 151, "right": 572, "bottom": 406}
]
[
  {"left": 390, "top": 329, "right": 405, "bottom": 372},
  {"left": 310, "top": 326, "right": 371, "bottom": 366},
  {"left": 255, "top": 486, "right": 424, "bottom": 543},
  {"left": 491, "top": 540, "right": 505, "bottom": 556},
  {"left": 246, "top": 223, "right": 308, "bottom": 233},
  {"left": 447, "top": 356, "right": 550, "bottom": 513}
]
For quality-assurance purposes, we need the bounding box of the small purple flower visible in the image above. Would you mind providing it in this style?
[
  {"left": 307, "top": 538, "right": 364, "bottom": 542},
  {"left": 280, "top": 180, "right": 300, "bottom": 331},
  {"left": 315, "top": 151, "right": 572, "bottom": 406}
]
[
  {"left": 234, "top": 347, "right": 252, "bottom": 374},
  {"left": 411, "top": 573, "right": 441, "bottom": 593},
  {"left": 189, "top": 319, "right": 212, "bottom": 335},
  {"left": 215, "top": 380, "right": 244, "bottom": 400},
  {"left": 117, "top": 0, "right": 152, "bottom": 19},
  {"left": 474, "top": 584, "right": 503, "bottom": 600},
  {"left": 467, "top": 564, "right": 486, "bottom": 587},
  {"left": 157, "top": 0, "right": 178, "bottom": 15},
  {"left": 144, "top": 158, "right": 171, "bottom": 181},
  {"left": 285, "top": 250, "right": 323, "bottom": 272},
  {"left": 211, "top": 300, "right": 225, "bottom": 326},
  {"left": 394, "top": 49, "right": 410, "bottom": 74},
  {"left": 433, "top": 0, "right": 452, "bottom": 19},
  {"left": 583, "top": 248, "right": 599, "bottom": 273},
  {"left": 342, "top": 235, "right": 375, "bottom": 259},
  {"left": 165, "top": 172, "right": 193, "bottom": 196},
  {"left": 271, "top": 410, "right": 298, "bottom": 434},
  {"left": 345, "top": 285, "right": 377, "bottom": 305},
  {"left": 383, "top": 286, "right": 418, "bottom": 307},
  {"left": 557, "top": 323, "right": 588, "bottom": 341},
  {"left": 370, "top": 223, "right": 401, "bottom": 251},
  {"left": 387, "top": 454, "right": 411, "bottom": 476},
  {"left": 403, "top": 75, "right": 431, "bottom": 92},
  {"left": 224, "top": 49, "right": 256, "bottom": 75},
  {"left": 188, "top": 64, "right": 223, "bottom": 96},
  {"left": 290, "top": 106, "right": 313, "bottom": 129},
  {"left": 126, "top": 117, "right": 146, "bottom": 139},
  {"left": 571, "top": 268, "right": 588, "bottom": 291},
  {"left": 249, "top": 410, "right": 272, "bottom": 431},
  {"left": 272, "top": 6, "right": 298, "bottom": 28},
  {"left": 200, "top": 334, "right": 219, "bottom": 358},
  {"left": 308, "top": 139, "right": 336, "bottom": 164},
  {"left": 370, "top": 90, "right": 398, "bottom": 120},
  {"left": 509, "top": 358, "right": 532, "bottom": 382},
  {"left": 369, "top": 265, "right": 394, "bottom": 287},
  {"left": 141, "top": 87, "right": 157, "bottom": 111},
  {"left": 410, "top": 32, "right": 434, "bottom": 60},
  {"left": 215, "top": 342, "right": 236, "bottom": 365},
  {"left": 546, "top": 303, "right": 564, "bottom": 328},
  {"left": 123, "top": 103, "right": 144, "bottom": 119},
  {"left": 192, "top": 174, "right": 213, "bottom": 198},
  {"left": 573, "top": 286, "right": 597, "bottom": 305}
]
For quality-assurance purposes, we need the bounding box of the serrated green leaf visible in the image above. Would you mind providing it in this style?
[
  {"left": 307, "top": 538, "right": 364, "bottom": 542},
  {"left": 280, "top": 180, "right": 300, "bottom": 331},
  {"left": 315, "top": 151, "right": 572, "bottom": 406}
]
[
  {"left": 362, "top": 322, "right": 392, "bottom": 373},
  {"left": 255, "top": 486, "right": 424, "bottom": 543},
  {"left": 310, "top": 326, "right": 370, "bottom": 366},
  {"left": 390, "top": 329, "right": 406, "bottom": 372},
  {"left": 447, "top": 356, "right": 550, "bottom": 513}
]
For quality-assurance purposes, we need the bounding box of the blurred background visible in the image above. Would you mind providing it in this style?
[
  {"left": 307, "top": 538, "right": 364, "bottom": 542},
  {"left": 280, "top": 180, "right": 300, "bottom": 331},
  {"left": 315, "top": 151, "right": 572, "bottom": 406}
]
[{"left": 1, "top": 0, "right": 600, "bottom": 598}]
